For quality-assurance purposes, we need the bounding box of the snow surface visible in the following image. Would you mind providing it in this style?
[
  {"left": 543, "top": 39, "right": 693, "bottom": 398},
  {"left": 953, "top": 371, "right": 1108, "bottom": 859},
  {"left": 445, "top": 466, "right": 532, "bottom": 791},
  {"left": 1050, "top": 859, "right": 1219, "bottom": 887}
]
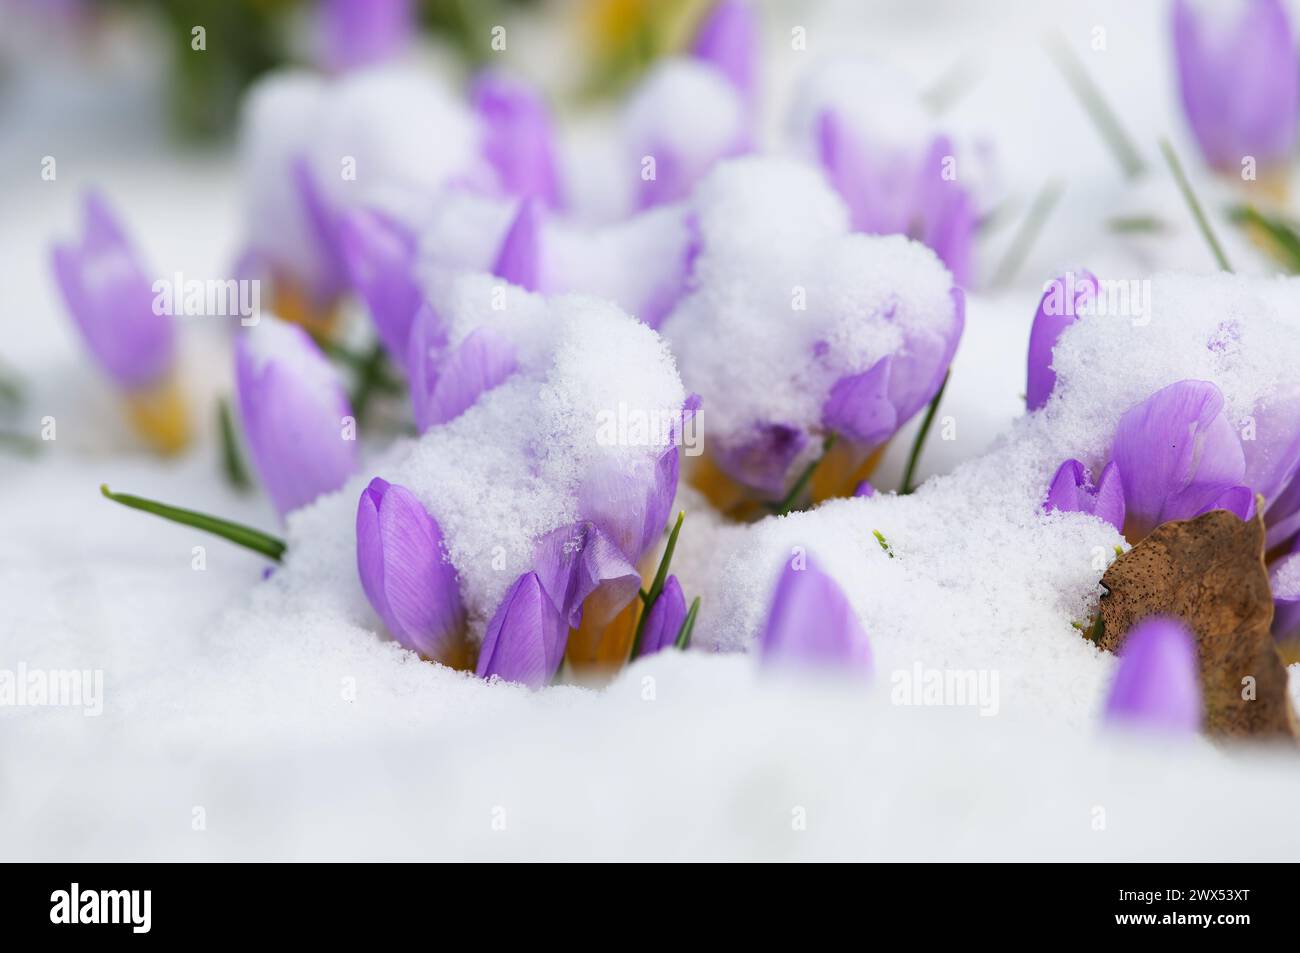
[{"left": 4, "top": 0, "right": 1300, "bottom": 861}]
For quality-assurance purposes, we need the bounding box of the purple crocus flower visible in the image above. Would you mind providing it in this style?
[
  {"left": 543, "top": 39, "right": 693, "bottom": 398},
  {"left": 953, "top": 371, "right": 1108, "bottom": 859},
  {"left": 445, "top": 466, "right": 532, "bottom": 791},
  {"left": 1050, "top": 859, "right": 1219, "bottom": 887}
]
[
  {"left": 318, "top": 0, "right": 414, "bottom": 74},
  {"left": 492, "top": 198, "right": 544, "bottom": 292},
  {"left": 1111, "top": 380, "right": 1253, "bottom": 537},
  {"left": 337, "top": 207, "right": 421, "bottom": 362},
  {"left": 691, "top": 0, "right": 758, "bottom": 106},
  {"left": 407, "top": 311, "right": 519, "bottom": 432},
  {"left": 473, "top": 72, "right": 562, "bottom": 208},
  {"left": 817, "top": 113, "right": 975, "bottom": 287},
  {"left": 637, "top": 575, "right": 688, "bottom": 657},
  {"left": 1103, "top": 616, "right": 1202, "bottom": 734},
  {"left": 476, "top": 571, "right": 569, "bottom": 687},
  {"left": 356, "top": 477, "right": 466, "bottom": 660},
  {"left": 51, "top": 191, "right": 175, "bottom": 391},
  {"left": 1172, "top": 0, "right": 1298, "bottom": 172},
  {"left": 1269, "top": 551, "right": 1300, "bottom": 642},
  {"left": 1026, "top": 270, "right": 1098, "bottom": 411},
  {"left": 760, "top": 556, "right": 872, "bottom": 673},
  {"left": 235, "top": 316, "right": 359, "bottom": 517},
  {"left": 1043, "top": 459, "right": 1126, "bottom": 532}
]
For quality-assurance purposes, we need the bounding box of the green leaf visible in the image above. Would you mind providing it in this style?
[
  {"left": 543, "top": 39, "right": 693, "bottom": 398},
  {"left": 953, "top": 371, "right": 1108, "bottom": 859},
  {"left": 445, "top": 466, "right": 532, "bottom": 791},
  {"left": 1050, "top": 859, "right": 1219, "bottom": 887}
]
[
  {"left": 674, "top": 596, "right": 701, "bottom": 650},
  {"left": 217, "top": 397, "right": 252, "bottom": 491},
  {"left": 770, "top": 433, "right": 838, "bottom": 516},
  {"left": 900, "top": 371, "right": 950, "bottom": 495},
  {"left": 1159, "top": 138, "right": 1233, "bottom": 273},
  {"left": 100, "top": 484, "right": 285, "bottom": 561},
  {"left": 629, "top": 511, "right": 685, "bottom": 660},
  {"left": 1228, "top": 205, "right": 1300, "bottom": 273}
]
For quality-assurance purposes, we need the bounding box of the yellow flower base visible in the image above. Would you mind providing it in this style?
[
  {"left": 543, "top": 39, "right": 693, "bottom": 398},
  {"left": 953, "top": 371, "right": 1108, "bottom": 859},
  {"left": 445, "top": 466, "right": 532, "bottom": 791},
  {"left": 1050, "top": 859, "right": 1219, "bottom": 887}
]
[{"left": 123, "top": 377, "right": 190, "bottom": 455}]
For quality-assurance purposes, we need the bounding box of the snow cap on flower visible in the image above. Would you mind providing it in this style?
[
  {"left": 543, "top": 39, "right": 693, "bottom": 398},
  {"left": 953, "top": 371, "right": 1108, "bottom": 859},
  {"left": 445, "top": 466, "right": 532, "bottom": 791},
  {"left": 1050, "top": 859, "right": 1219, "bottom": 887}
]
[
  {"left": 637, "top": 576, "right": 688, "bottom": 657},
  {"left": 476, "top": 571, "right": 569, "bottom": 687},
  {"left": 51, "top": 191, "right": 175, "bottom": 391},
  {"left": 760, "top": 556, "right": 872, "bottom": 673},
  {"left": 792, "top": 58, "right": 976, "bottom": 286},
  {"left": 338, "top": 207, "right": 422, "bottom": 361},
  {"left": 235, "top": 315, "right": 358, "bottom": 517},
  {"left": 1111, "top": 380, "right": 1253, "bottom": 538},
  {"left": 622, "top": 58, "right": 748, "bottom": 209},
  {"left": 238, "top": 65, "right": 479, "bottom": 303},
  {"left": 1172, "top": 0, "right": 1298, "bottom": 172},
  {"left": 356, "top": 477, "right": 465, "bottom": 660},
  {"left": 473, "top": 72, "right": 563, "bottom": 208},
  {"left": 1043, "top": 459, "right": 1125, "bottom": 532},
  {"left": 317, "top": 0, "right": 414, "bottom": 73},
  {"left": 1027, "top": 270, "right": 1098, "bottom": 411},
  {"left": 1104, "top": 616, "right": 1203, "bottom": 734},
  {"left": 691, "top": 0, "right": 758, "bottom": 105},
  {"left": 661, "top": 156, "right": 961, "bottom": 497}
]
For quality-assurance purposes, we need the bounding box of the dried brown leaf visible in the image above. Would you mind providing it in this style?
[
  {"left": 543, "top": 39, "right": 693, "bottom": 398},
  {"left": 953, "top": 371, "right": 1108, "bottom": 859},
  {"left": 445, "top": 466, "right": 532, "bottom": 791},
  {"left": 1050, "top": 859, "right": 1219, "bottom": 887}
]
[{"left": 1097, "top": 501, "right": 1294, "bottom": 740}]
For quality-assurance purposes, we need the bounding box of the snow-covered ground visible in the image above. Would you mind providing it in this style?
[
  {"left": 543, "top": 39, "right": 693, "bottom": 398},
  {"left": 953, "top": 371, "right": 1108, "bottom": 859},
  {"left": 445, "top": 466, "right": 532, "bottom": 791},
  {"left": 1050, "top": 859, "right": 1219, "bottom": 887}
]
[{"left": 3, "top": 1, "right": 1300, "bottom": 861}]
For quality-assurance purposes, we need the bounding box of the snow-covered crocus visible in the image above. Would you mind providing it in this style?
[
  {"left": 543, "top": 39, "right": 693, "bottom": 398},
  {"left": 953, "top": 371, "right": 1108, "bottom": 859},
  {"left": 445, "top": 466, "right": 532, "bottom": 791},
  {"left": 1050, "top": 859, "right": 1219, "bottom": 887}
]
[
  {"left": 1043, "top": 460, "right": 1125, "bottom": 533},
  {"left": 1103, "top": 616, "right": 1202, "bottom": 734},
  {"left": 663, "top": 157, "right": 964, "bottom": 511},
  {"left": 795, "top": 59, "right": 976, "bottom": 287},
  {"left": 51, "top": 191, "right": 188, "bottom": 454},
  {"left": 317, "top": 0, "right": 414, "bottom": 74},
  {"left": 235, "top": 316, "right": 359, "bottom": 518},
  {"left": 1026, "top": 270, "right": 1098, "bottom": 411},
  {"left": 1172, "top": 0, "right": 1298, "bottom": 176},
  {"left": 760, "top": 557, "right": 872, "bottom": 674},
  {"left": 473, "top": 73, "right": 563, "bottom": 209},
  {"left": 356, "top": 477, "right": 467, "bottom": 664},
  {"left": 475, "top": 571, "right": 568, "bottom": 687}
]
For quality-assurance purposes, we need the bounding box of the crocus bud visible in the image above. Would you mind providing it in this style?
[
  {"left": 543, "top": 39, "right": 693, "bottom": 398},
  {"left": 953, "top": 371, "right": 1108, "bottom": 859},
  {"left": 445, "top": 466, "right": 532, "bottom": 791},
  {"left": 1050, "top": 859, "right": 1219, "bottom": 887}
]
[
  {"left": 319, "top": 0, "right": 414, "bottom": 73},
  {"left": 1104, "top": 616, "right": 1202, "bottom": 733},
  {"left": 51, "top": 191, "right": 187, "bottom": 453},
  {"left": 1172, "top": 0, "right": 1298, "bottom": 173},
  {"left": 473, "top": 72, "right": 562, "bottom": 208},
  {"left": 637, "top": 576, "right": 688, "bottom": 658},
  {"left": 356, "top": 477, "right": 466, "bottom": 661},
  {"left": 1111, "top": 380, "right": 1252, "bottom": 538},
  {"left": 407, "top": 315, "right": 519, "bottom": 432},
  {"left": 1026, "top": 270, "right": 1097, "bottom": 411},
  {"left": 235, "top": 315, "right": 358, "bottom": 517},
  {"left": 52, "top": 191, "right": 174, "bottom": 391},
  {"left": 476, "top": 571, "right": 569, "bottom": 688},
  {"left": 691, "top": 0, "right": 758, "bottom": 107},
  {"left": 1043, "top": 459, "right": 1125, "bottom": 532},
  {"left": 760, "top": 556, "right": 872, "bottom": 673},
  {"left": 337, "top": 207, "right": 421, "bottom": 361}
]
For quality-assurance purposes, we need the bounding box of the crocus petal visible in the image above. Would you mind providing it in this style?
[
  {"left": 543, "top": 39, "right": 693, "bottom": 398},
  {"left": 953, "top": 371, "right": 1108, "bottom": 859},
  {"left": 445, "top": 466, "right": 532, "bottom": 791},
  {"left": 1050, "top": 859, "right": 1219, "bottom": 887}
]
[
  {"left": 51, "top": 191, "right": 174, "bottom": 390},
  {"left": 714, "top": 422, "right": 808, "bottom": 498},
  {"left": 1240, "top": 396, "right": 1300, "bottom": 506},
  {"left": 413, "top": 326, "right": 518, "bottom": 432},
  {"left": 290, "top": 156, "right": 348, "bottom": 303},
  {"left": 235, "top": 317, "right": 358, "bottom": 517},
  {"left": 491, "top": 198, "right": 544, "bottom": 292},
  {"left": 319, "top": 0, "right": 413, "bottom": 73},
  {"left": 473, "top": 72, "right": 562, "bottom": 208},
  {"left": 1112, "top": 380, "right": 1246, "bottom": 535},
  {"left": 1269, "top": 551, "right": 1300, "bottom": 641},
  {"left": 476, "top": 572, "right": 568, "bottom": 688},
  {"left": 914, "top": 135, "right": 976, "bottom": 287},
  {"left": 821, "top": 357, "right": 898, "bottom": 447},
  {"left": 760, "top": 556, "right": 872, "bottom": 673},
  {"left": 337, "top": 207, "right": 421, "bottom": 361},
  {"left": 638, "top": 576, "right": 688, "bottom": 657},
  {"left": 1026, "top": 270, "right": 1098, "bottom": 411},
  {"left": 817, "top": 109, "right": 904, "bottom": 235},
  {"left": 355, "top": 477, "right": 465, "bottom": 658},
  {"left": 533, "top": 522, "right": 641, "bottom": 630},
  {"left": 1103, "top": 616, "right": 1202, "bottom": 734},
  {"left": 578, "top": 443, "right": 679, "bottom": 563},
  {"left": 1172, "top": 0, "right": 1298, "bottom": 171},
  {"left": 853, "top": 480, "right": 875, "bottom": 497},
  {"left": 880, "top": 286, "right": 966, "bottom": 429},
  {"left": 1043, "top": 459, "right": 1126, "bottom": 533},
  {"left": 691, "top": 0, "right": 758, "bottom": 106}
]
